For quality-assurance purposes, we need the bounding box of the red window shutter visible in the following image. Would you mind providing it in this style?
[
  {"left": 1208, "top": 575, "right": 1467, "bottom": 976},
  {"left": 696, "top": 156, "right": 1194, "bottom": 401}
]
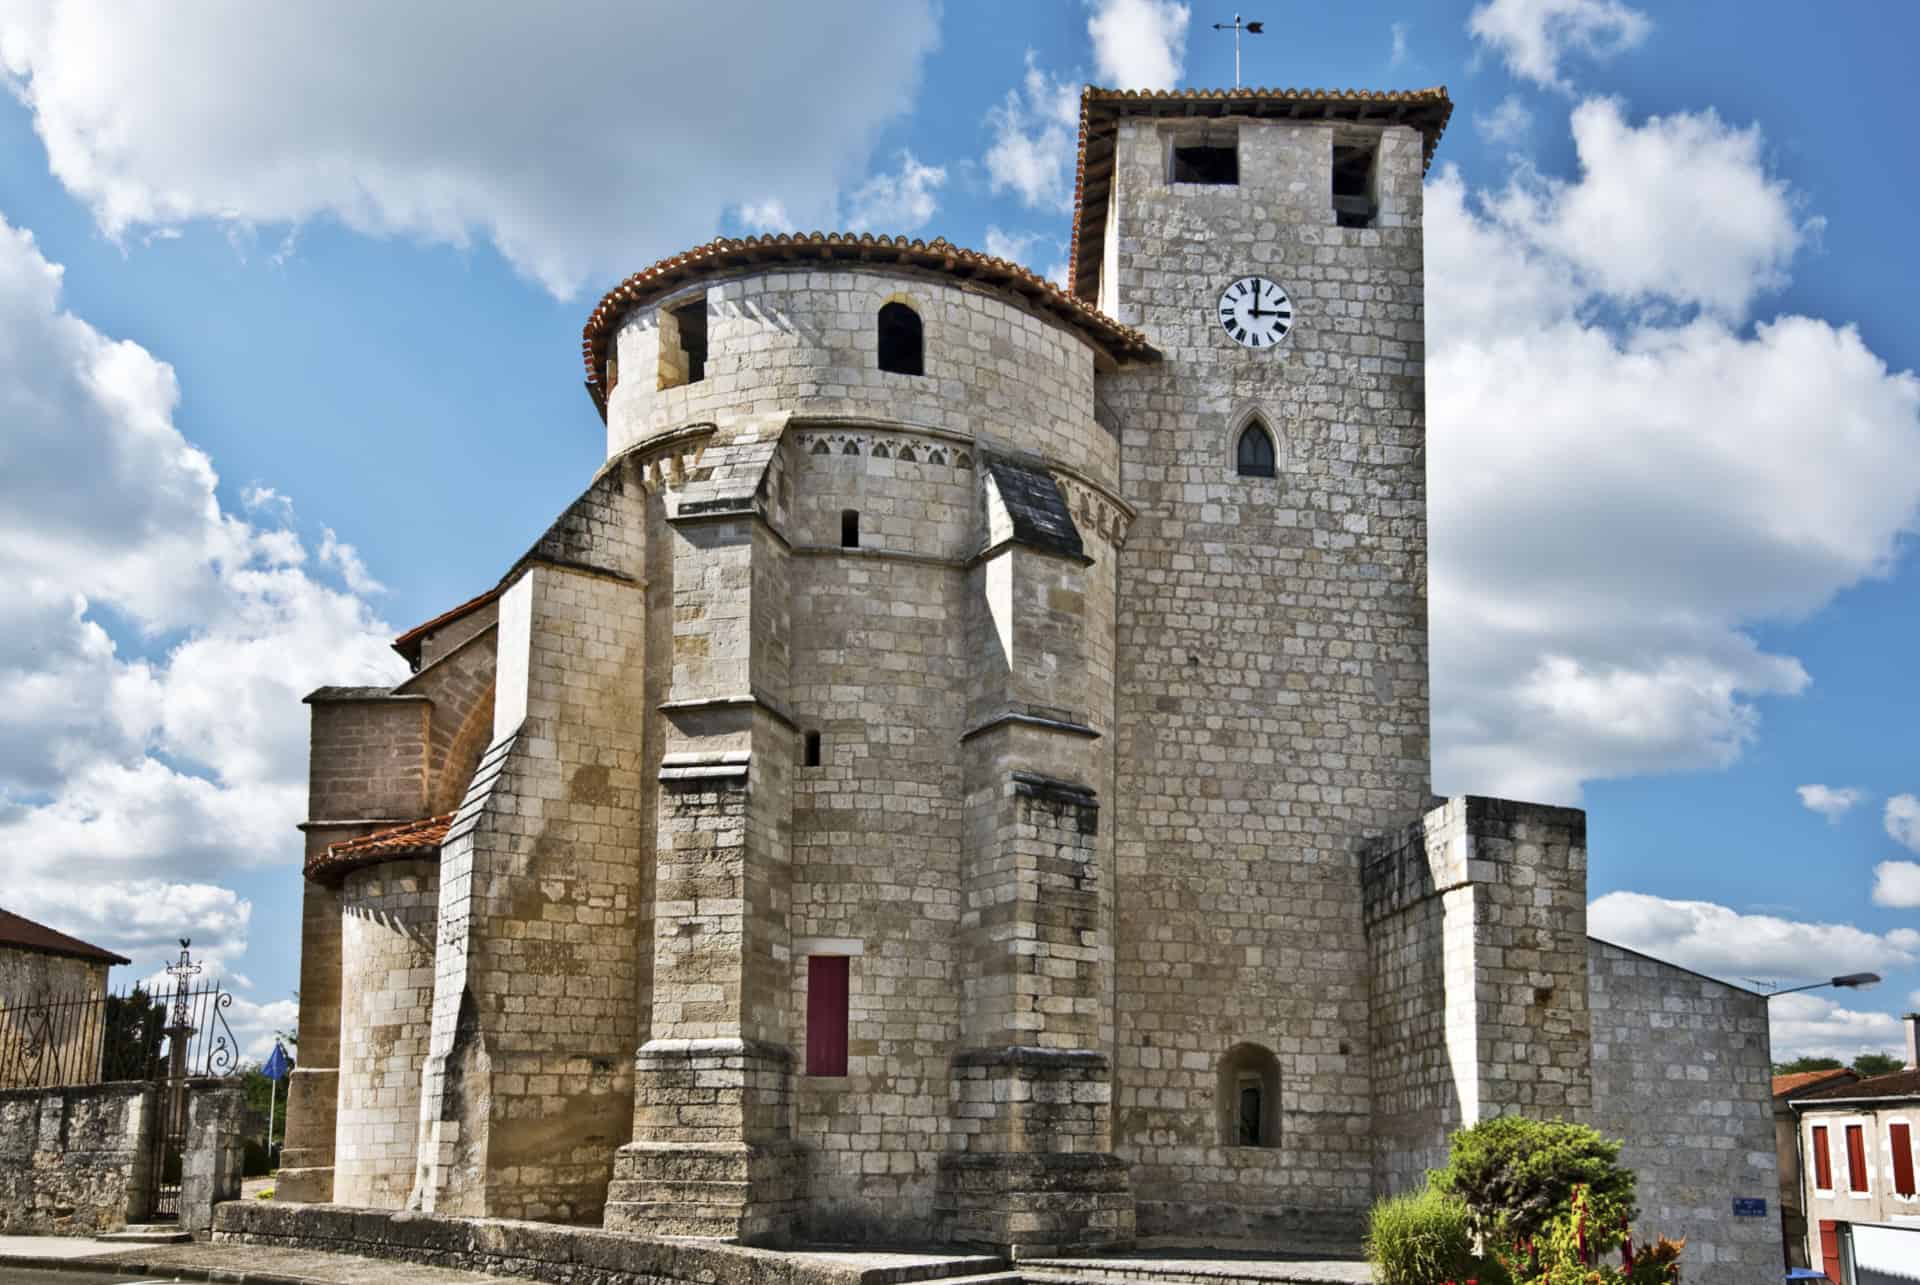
[
  {"left": 1846, "top": 1123, "right": 1869, "bottom": 1192},
  {"left": 806, "top": 955, "right": 849, "bottom": 1077},
  {"left": 1893, "top": 1122, "right": 1916, "bottom": 1197},
  {"left": 1818, "top": 1219, "right": 1839, "bottom": 1283},
  {"left": 1813, "top": 1125, "right": 1832, "bottom": 1189}
]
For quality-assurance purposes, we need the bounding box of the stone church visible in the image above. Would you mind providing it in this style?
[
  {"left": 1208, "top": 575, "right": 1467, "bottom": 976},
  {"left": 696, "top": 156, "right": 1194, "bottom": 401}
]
[{"left": 280, "top": 85, "right": 1778, "bottom": 1278}]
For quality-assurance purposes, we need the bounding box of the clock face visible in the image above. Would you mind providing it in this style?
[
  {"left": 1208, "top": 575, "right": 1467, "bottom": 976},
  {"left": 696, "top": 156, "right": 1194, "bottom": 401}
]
[{"left": 1218, "top": 276, "right": 1294, "bottom": 349}]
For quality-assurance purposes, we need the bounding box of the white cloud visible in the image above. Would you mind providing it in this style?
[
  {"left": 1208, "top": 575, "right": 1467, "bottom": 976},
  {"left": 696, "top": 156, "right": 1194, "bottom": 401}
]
[
  {"left": 1800, "top": 784, "right": 1868, "bottom": 822},
  {"left": 1468, "top": 0, "right": 1652, "bottom": 92},
  {"left": 1488, "top": 100, "right": 1809, "bottom": 321},
  {"left": 1389, "top": 21, "right": 1411, "bottom": 69},
  {"left": 1887, "top": 794, "right": 1920, "bottom": 852},
  {"left": 0, "top": 211, "right": 404, "bottom": 980},
  {"left": 736, "top": 199, "right": 795, "bottom": 235},
  {"left": 984, "top": 52, "right": 1083, "bottom": 214},
  {"left": 319, "top": 528, "right": 383, "bottom": 596},
  {"left": 1770, "top": 992, "right": 1908, "bottom": 1063},
  {"left": 0, "top": 1, "right": 939, "bottom": 299},
  {"left": 1087, "top": 0, "right": 1188, "bottom": 91},
  {"left": 985, "top": 226, "right": 1070, "bottom": 290},
  {"left": 844, "top": 151, "right": 946, "bottom": 234},
  {"left": 1475, "top": 94, "right": 1534, "bottom": 144},
  {"left": 1590, "top": 892, "right": 1920, "bottom": 983},
  {"left": 1873, "top": 862, "right": 1920, "bottom": 909},
  {"left": 1429, "top": 103, "right": 1920, "bottom": 802}
]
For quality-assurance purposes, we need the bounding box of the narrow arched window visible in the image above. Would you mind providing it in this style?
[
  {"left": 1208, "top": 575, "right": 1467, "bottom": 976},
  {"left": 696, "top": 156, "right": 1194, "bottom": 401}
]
[
  {"left": 877, "top": 302, "right": 924, "bottom": 376},
  {"left": 1217, "top": 1043, "right": 1281, "bottom": 1148},
  {"left": 1236, "top": 420, "right": 1276, "bottom": 478}
]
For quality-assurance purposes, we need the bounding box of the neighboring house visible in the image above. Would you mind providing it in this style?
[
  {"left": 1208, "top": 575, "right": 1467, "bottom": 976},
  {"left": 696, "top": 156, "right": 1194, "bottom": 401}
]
[
  {"left": 1793, "top": 1016, "right": 1920, "bottom": 1280},
  {"left": 0, "top": 907, "right": 130, "bottom": 1089},
  {"left": 1777, "top": 1067, "right": 1861, "bottom": 1268}
]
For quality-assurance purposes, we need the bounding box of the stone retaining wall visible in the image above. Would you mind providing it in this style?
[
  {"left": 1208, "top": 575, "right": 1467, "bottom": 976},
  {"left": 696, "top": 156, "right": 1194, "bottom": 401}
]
[
  {"left": 214, "top": 1201, "right": 1002, "bottom": 1285},
  {"left": 0, "top": 1080, "right": 155, "bottom": 1233}
]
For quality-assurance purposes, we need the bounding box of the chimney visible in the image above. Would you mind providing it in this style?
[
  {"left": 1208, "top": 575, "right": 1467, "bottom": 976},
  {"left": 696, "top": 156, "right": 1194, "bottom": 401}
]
[{"left": 1908, "top": 1013, "right": 1920, "bottom": 1070}]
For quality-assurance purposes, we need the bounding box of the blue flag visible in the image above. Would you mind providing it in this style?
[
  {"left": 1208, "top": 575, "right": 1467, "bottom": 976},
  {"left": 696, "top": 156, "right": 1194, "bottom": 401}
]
[{"left": 262, "top": 1041, "right": 292, "bottom": 1081}]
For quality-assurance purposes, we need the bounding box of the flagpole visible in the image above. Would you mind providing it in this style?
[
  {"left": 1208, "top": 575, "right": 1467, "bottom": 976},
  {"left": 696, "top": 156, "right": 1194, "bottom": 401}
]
[{"left": 267, "top": 1076, "right": 277, "bottom": 1160}]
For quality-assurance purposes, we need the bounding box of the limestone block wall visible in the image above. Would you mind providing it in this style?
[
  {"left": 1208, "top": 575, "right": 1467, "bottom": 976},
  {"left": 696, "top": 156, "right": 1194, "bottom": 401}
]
[
  {"left": 1362, "top": 797, "right": 1593, "bottom": 1196},
  {"left": 180, "top": 1082, "right": 247, "bottom": 1233},
  {"left": 0, "top": 949, "right": 110, "bottom": 1089},
  {"left": 0, "top": 1082, "right": 155, "bottom": 1233},
  {"left": 1102, "top": 113, "right": 1432, "bottom": 1236},
  {"left": 395, "top": 625, "right": 499, "bottom": 816},
  {"left": 305, "top": 691, "right": 431, "bottom": 823},
  {"left": 334, "top": 859, "right": 439, "bottom": 1208},
  {"left": 1589, "top": 939, "right": 1778, "bottom": 1285},
  {"left": 415, "top": 466, "right": 652, "bottom": 1222},
  {"left": 605, "top": 267, "right": 1114, "bottom": 487}
]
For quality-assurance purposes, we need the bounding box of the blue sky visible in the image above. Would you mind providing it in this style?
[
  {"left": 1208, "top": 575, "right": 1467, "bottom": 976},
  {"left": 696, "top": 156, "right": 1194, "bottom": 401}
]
[{"left": 1, "top": 0, "right": 1917, "bottom": 1062}]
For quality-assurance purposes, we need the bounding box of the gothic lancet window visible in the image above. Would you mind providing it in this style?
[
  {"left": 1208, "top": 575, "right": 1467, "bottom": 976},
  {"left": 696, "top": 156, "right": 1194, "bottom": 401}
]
[
  {"left": 877, "top": 301, "right": 924, "bottom": 376},
  {"left": 1236, "top": 419, "right": 1277, "bottom": 478}
]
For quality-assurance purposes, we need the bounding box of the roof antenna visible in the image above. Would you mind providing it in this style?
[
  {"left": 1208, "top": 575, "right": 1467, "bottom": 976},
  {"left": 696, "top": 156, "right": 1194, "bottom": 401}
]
[{"left": 1210, "top": 14, "right": 1265, "bottom": 88}]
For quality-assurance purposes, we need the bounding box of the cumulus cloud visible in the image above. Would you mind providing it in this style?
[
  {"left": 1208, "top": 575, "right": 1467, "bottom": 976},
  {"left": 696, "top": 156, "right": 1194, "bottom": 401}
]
[
  {"left": 1590, "top": 892, "right": 1920, "bottom": 984},
  {"left": 1468, "top": 0, "right": 1652, "bottom": 92},
  {"left": 1887, "top": 794, "right": 1920, "bottom": 852},
  {"left": 1087, "top": 0, "right": 1188, "bottom": 91},
  {"left": 1770, "top": 992, "right": 1908, "bottom": 1063},
  {"left": 1429, "top": 102, "right": 1920, "bottom": 802},
  {"left": 1389, "top": 22, "right": 1411, "bottom": 69},
  {"left": 984, "top": 225, "right": 1069, "bottom": 286},
  {"left": 735, "top": 200, "right": 795, "bottom": 236},
  {"left": 984, "top": 52, "right": 1083, "bottom": 213},
  {"left": 844, "top": 151, "right": 946, "bottom": 234},
  {"left": 0, "top": 1, "right": 939, "bottom": 298},
  {"left": 1873, "top": 862, "right": 1920, "bottom": 910},
  {"left": 1475, "top": 94, "right": 1534, "bottom": 144},
  {"left": 0, "top": 211, "right": 404, "bottom": 979},
  {"left": 1800, "top": 784, "right": 1868, "bottom": 822}
]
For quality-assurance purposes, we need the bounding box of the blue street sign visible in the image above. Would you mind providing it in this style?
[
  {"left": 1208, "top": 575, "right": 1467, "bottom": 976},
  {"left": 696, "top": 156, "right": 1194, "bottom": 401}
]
[
  {"left": 262, "top": 1041, "right": 293, "bottom": 1081},
  {"left": 1732, "top": 1197, "right": 1767, "bottom": 1217}
]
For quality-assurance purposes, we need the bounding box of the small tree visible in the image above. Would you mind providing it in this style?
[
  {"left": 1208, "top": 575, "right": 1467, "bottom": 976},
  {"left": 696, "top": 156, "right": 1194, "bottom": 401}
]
[
  {"left": 1773, "top": 1055, "right": 1844, "bottom": 1074},
  {"left": 1852, "top": 1052, "right": 1903, "bottom": 1078},
  {"left": 1431, "top": 1116, "right": 1638, "bottom": 1252}
]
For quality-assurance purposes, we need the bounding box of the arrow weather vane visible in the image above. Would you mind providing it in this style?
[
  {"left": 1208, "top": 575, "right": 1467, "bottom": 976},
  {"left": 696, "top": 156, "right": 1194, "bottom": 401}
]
[{"left": 1211, "top": 14, "right": 1265, "bottom": 88}]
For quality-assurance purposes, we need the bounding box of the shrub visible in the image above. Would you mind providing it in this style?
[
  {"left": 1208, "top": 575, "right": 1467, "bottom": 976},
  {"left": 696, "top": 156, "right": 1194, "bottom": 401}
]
[
  {"left": 1366, "top": 1183, "right": 1506, "bottom": 1285},
  {"left": 1432, "top": 1116, "right": 1637, "bottom": 1251},
  {"left": 1486, "top": 1185, "right": 1683, "bottom": 1285}
]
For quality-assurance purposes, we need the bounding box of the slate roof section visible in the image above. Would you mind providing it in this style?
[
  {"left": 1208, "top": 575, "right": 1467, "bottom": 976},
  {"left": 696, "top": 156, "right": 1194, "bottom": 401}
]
[
  {"left": 580, "top": 233, "right": 1159, "bottom": 410},
  {"left": 981, "top": 454, "right": 1086, "bottom": 562},
  {"left": 305, "top": 814, "right": 453, "bottom": 887},
  {"left": 1068, "top": 85, "right": 1454, "bottom": 302},
  {"left": 1773, "top": 1068, "right": 1858, "bottom": 1100},
  {"left": 1797, "top": 1067, "right": 1920, "bottom": 1104},
  {"left": 0, "top": 907, "right": 131, "bottom": 965}
]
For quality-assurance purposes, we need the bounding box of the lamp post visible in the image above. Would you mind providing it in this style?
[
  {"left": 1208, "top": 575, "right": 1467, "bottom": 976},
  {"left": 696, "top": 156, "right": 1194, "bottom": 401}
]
[{"left": 1764, "top": 972, "right": 1881, "bottom": 999}]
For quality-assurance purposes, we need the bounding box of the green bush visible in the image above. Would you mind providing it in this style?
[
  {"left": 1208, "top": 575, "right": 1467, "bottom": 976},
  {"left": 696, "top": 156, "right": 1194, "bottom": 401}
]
[
  {"left": 1366, "top": 1184, "right": 1505, "bottom": 1285},
  {"left": 1432, "top": 1116, "right": 1637, "bottom": 1252}
]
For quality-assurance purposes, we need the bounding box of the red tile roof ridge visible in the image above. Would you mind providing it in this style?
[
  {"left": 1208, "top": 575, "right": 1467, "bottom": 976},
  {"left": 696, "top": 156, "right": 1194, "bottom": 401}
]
[
  {"left": 579, "top": 233, "right": 1157, "bottom": 408},
  {"left": 1773, "top": 1067, "right": 1858, "bottom": 1097}
]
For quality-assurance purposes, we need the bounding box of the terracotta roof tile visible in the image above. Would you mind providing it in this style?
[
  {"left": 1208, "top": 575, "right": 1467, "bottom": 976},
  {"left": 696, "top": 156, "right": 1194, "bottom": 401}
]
[
  {"left": 1773, "top": 1068, "right": 1857, "bottom": 1098},
  {"left": 391, "top": 586, "right": 503, "bottom": 667},
  {"left": 1068, "top": 84, "right": 1454, "bottom": 302},
  {"left": 305, "top": 814, "right": 452, "bottom": 887},
  {"left": 580, "top": 233, "right": 1157, "bottom": 410},
  {"left": 1798, "top": 1066, "right": 1920, "bottom": 1104},
  {"left": 0, "top": 907, "right": 130, "bottom": 965}
]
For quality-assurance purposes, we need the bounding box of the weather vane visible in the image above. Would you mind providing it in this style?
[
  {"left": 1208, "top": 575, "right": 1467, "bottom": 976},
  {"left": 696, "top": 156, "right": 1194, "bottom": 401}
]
[{"left": 1211, "top": 14, "right": 1264, "bottom": 88}]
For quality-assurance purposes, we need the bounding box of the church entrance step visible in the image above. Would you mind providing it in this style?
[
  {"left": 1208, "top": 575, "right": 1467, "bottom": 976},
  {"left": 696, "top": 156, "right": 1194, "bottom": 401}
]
[{"left": 96, "top": 1224, "right": 194, "bottom": 1244}]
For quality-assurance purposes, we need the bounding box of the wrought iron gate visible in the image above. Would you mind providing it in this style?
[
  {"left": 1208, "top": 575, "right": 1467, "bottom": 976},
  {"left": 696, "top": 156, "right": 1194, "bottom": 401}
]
[{"left": 145, "top": 941, "right": 237, "bottom": 1220}]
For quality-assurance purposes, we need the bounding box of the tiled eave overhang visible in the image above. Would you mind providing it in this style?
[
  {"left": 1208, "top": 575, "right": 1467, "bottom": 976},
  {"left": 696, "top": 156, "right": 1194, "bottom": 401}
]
[
  {"left": 1068, "top": 85, "right": 1454, "bottom": 302},
  {"left": 580, "top": 232, "right": 1159, "bottom": 416},
  {"left": 304, "top": 813, "right": 452, "bottom": 887}
]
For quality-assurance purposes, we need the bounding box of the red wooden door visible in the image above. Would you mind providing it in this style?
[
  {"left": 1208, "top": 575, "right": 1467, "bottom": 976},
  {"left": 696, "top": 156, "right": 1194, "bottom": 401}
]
[{"left": 806, "top": 955, "right": 849, "bottom": 1077}]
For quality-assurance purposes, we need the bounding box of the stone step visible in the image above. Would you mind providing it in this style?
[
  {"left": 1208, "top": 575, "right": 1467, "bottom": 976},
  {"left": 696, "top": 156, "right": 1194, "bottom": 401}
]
[{"left": 97, "top": 1223, "right": 193, "bottom": 1245}]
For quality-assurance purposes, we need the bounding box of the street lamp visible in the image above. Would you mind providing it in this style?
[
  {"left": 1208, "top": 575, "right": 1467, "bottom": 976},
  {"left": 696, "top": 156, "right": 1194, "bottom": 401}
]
[{"left": 1764, "top": 972, "right": 1881, "bottom": 999}]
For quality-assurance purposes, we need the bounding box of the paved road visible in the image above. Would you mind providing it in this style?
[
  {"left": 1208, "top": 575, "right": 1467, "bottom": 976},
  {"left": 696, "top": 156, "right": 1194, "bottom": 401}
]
[{"left": 0, "top": 1269, "right": 160, "bottom": 1284}]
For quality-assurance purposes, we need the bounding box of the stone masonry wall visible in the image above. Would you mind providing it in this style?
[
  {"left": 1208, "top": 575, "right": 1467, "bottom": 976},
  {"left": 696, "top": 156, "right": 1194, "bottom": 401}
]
[
  {"left": 335, "top": 859, "right": 440, "bottom": 1208},
  {"left": 1362, "top": 797, "right": 1592, "bottom": 1195},
  {"left": 606, "top": 267, "right": 1114, "bottom": 487},
  {"left": 0, "top": 1081, "right": 155, "bottom": 1233},
  {"left": 1103, "top": 114, "right": 1432, "bottom": 1237},
  {"left": 1589, "top": 939, "right": 1778, "bottom": 1285},
  {"left": 0, "top": 948, "right": 109, "bottom": 1089}
]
